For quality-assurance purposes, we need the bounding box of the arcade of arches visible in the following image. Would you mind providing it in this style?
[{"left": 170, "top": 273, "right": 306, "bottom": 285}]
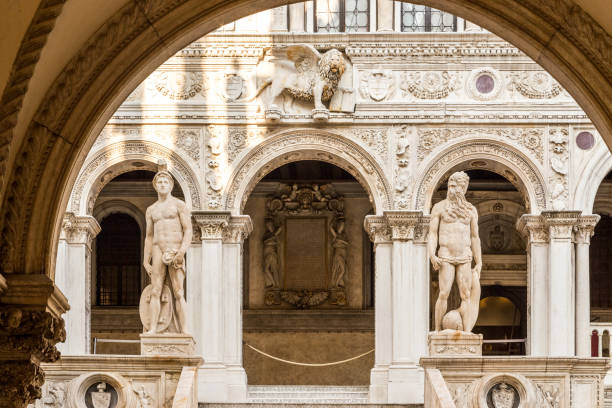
[{"left": 3, "top": 1, "right": 612, "bottom": 407}]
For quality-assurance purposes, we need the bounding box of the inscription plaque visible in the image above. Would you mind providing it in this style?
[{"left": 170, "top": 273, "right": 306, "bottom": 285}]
[{"left": 284, "top": 217, "right": 328, "bottom": 289}]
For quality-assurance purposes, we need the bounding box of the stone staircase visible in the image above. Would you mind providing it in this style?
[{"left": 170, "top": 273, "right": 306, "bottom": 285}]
[{"left": 200, "top": 385, "right": 424, "bottom": 407}]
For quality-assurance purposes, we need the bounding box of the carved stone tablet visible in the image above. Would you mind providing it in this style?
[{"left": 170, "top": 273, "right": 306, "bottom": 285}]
[{"left": 284, "top": 217, "right": 328, "bottom": 289}]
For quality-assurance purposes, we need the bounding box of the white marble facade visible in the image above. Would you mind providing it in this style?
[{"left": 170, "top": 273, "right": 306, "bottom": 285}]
[{"left": 50, "top": 3, "right": 612, "bottom": 406}]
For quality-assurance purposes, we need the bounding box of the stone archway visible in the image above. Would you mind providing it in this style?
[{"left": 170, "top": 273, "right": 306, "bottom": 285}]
[
  {"left": 414, "top": 140, "right": 547, "bottom": 214},
  {"left": 0, "top": 0, "right": 611, "bottom": 280},
  {"left": 70, "top": 141, "right": 203, "bottom": 216},
  {"left": 224, "top": 129, "right": 393, "bottom": 215}
]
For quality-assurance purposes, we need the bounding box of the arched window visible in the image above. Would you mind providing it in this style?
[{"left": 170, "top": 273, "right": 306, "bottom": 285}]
[{"left": 96, "top": 213, "right": 142, "bottom": 306}]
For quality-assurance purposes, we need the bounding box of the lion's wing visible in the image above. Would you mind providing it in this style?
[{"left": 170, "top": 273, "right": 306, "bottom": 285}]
[{"left": 286, "top": 44, "right": 321, "bottom": 72}]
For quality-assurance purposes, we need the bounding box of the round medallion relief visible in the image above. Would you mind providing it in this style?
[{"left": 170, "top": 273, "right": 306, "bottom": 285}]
[
  {"left": 576, "top": 131, "right": 595, "bottom": 150},
  {"left": 476, "top": 74, "right": 495, "bottom": 94},
  {"left": 486, "top": 382, "right": 520, "bottom": 408},
  {"left": 85, "top": 382, "right": 118, "bottom": 408}
]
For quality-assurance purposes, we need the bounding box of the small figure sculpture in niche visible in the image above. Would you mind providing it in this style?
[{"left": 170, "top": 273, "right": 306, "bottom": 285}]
[
  {"left": 252, "top": 44, "right": 353, "bottom": 120},
  {"left": 263, "top": 218, "right": 282, "bottom": 289},
  {"left": 140, "top": 160, "right": 192, "bottom": 334},
  {"left": 428, "top": 171, "right": 482, "bottom": 333},
  {"left": 330, "top": 217, "right": 349, "bottom": 288}
]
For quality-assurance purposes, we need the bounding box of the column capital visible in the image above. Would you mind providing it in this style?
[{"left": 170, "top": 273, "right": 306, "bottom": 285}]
[
  {"left": 383, "top": 210, "right": 427, "bottom": 242},
  {"left": 364, "top": 215, "right": 392, "bottom": 245},
  {"left": 516, "top": 214, "right": 548, "bottom": 243},
  {"left": 192, "top": 211, "right": 231, "bottom": 240},
  {"left": 223, "top": 215, "right": 253, "bottom": 244},
  {"left": 573, "top": 214, "right": 600, "bottom": 244},
  {"left": 0, "top": 274, "right": 69, "bottom": 406},
  {"left": 60, "top": 212, "right": 101, "bottom": 247},
  {"left": 542, "top": 210, "right": 582, "bottom": 240}
]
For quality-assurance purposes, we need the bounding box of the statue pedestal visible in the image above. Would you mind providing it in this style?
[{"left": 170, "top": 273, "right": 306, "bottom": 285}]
[
  {"left": 428, "top": 330, "right": 483, "bottom": 356},
  {"left": 140, "top": 332, "right": 195, "bottom": 356}
]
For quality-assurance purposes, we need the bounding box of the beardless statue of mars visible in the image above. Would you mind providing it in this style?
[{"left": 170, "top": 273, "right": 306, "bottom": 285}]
[
  {"left": 428, "top": 171, "right": 482, "bottom": 333},
  {"left": 142, "top": 163, "right": 192, "bottom": 334}
]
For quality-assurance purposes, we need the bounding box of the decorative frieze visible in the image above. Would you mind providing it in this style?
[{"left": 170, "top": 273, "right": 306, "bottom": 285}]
[
  {"left": 393, "top": 125, "right": 411, "bottom": 208},
  {"left": 153, "top": 71, "right": 206, "bottom": 100},
  {"left": 508, "top": 71, "right": 563, "bottom": 99},
  {"left": 542, "top": 210, "right": 581, "bottom": 240},
  {"left": 417, "top": 127, "right": 544, "bottom": 163},
  {"left": 399, "top": 71, "right": 461, "bottom": 99}
]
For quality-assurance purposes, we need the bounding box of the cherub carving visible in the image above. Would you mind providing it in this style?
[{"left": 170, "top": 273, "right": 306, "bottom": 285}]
[{"left": 252, "top": 44, "right": 353, "bottom": 120}]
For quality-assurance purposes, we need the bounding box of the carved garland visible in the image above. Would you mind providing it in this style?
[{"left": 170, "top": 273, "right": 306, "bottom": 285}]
[
  {"left": 223, "top": 131, "right": 392, "bottom": 213},
  {"left": 70, "top": 141, "right": 202, "bottom": 214},
  {"left": 415, "top": 141, "right": 546, "bottom": 212}
]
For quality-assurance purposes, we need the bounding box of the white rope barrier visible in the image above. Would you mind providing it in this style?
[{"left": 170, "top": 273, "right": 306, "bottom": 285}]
[{"left": 245, "top": 343, "right": 374, "bottom": 367}]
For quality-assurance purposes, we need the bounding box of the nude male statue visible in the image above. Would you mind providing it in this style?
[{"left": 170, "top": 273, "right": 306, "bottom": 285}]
[
  {"left": 428, "top": 171, "right": 482, "bottom": 333},
  {"left": 143, "top": 164, "right": 192, "bottom": 334}
]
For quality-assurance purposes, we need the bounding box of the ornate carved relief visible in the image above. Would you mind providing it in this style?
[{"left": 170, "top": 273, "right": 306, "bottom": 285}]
[
  {"left": 153, "top": 71, "right": 206, "bottom": 100},
  {"left": 466, "top": 67, "right": 503, "bottom": 101},
  {"left": 359, "top": 69, "right": 395, "bottom": 101},
  {"left": 263, "top": 184, "right": 348, "bottom": 307},
  {"left": 399, "top": 71, "right": 461, "bottom": 99},
  {"left": 417, "top": 127, "right": 544, "bottom": 163},
  {"left": 60, "top": 213, "right": 101, "bottom": 248},
  {"left": 508, "top": 71, "right": 563, "bottom": 99},
  {"left": 94, "top": 127, "right": 202, "bottom": 163},
  {"left": 416, "top": 141, "right": 546, "bottom": 212},
  {"left": 549, "top": 128, "right": 570, "bottom": 211},
  {"left": 573, "top": 215, "right": 600, "bottom": 244},
  {"left": 215, "top": 72, "right": 245, "bottom": 102},
  {"left": 223, "top": 131, "right": 392, "bottom": 213},
  {"left": 70, "top": 141, "right": 202, "bottom": 213},
  {"left": 393, "top": 125, "right": 411, "bottom": 208},
  {"left": 536, "top": 383, "right": 560, "bottom": 408},
  {"left": 192, "top": 212, "right": 230, "bottom": 240},
  {"left": 349, "top": 128, "right": 388, "bottom": 160},
  {"left": 543, "top": 211, "right": 581, "bottom": 240},
  {"left": 364, "top": 215, "right": 392, "bottom": 244},
  {"left": 517, "top": 215, "right": 549, "bottom": 244}
]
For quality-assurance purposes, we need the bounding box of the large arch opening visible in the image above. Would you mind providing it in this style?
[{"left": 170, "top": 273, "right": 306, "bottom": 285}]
[
  {"left": 429, "top": 168, "right": 527, "bottom": 355},
  {"left": 242, "top": 160, "right": 375, "bottom": 385}
]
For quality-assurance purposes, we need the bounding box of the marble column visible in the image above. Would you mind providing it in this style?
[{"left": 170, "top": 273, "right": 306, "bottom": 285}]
[
  {"left": 55, "top": 212, "right": 100, "bottom": 354},
  {"left": 0, "top": 274, "right": 69, "bottom": 408},
  {"left": 574, "top": 215, "right": 599, "bottom": 357},
  {"left": 376, "top": 0, "right": 394, "bottom": 31},
  {"left": 517, "top": 215, "right": 549, "bottom": 356},
  {"left": 191, "top": 212, "right": 252, "bottom": 403},
  {"left": 364, "top": 215, "right": 392, "bottom": 403},
  {"left": 543, "top": 211, "right": 581, "bottom": 356},
  {"left": 384, "top": 211, "right": 428, "bottom": 404}
]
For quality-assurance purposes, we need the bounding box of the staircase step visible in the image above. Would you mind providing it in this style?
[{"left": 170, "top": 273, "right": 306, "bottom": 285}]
[{"left": 199, "top": 386, "right": 423, "bottom": 407}]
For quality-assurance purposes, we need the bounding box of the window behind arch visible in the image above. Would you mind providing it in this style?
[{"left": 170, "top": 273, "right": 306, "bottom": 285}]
[
  {"left": 315, "top": 0, "right": 369, "bottom": 32},
  {"left": 400, "top": 3, "right": 457, "bottom": 32},
  {"left": 96, "top": 213, "right": 141, "bottom": 306}
]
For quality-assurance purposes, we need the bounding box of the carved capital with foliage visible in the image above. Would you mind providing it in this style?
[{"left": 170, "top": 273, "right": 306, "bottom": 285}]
[{"left": 192, "top": 211, "right": 231, "bottom": 240}]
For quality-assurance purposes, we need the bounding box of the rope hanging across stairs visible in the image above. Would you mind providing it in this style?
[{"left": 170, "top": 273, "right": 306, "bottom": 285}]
[{"left": 245, "top": 343, "right": 374, "bottom": 367}]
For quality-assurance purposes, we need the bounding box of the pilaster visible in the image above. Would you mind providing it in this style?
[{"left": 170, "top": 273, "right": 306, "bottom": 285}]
[
  {"left": 542, "top": 210, "right": 581, "bottom": 356},
  {"left": 0, "top": 274, "right": 69, "bottom": 407},
  {"left": 191, "top": 211, "right": 252, "bottom": 403},
  {"left": 364, "top": 215, "right": 391, "bottom": 403},
  {"left": 517, "top": 214, "right": 549, "bottom": 356},
  {"left": 56, "top": 212, "right": 100, "bottom": 354},
  {"left": 376, "top": 0, "right": 395, "bottom": 31},
  {"left": 384, "top": 211, "right": 427, "bottom": 404},
  {"left": 573, "top": 214, "right": 599, "bottom": 357}
]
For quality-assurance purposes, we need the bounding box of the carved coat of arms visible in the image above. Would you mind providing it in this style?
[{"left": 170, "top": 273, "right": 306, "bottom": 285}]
[
  {"left": 491, "top": 383, "right": 515, "bottom": 408},
  {"left": 91, "top": 382, "right": 111, "bottom": 408},
  {"left": 489, "top": 225, "right": 505, "bottom": 252},
  {"left": 360, "top": 70, "right": 395, "bottom": 101},
  {"left": 218, "top": 73, "right": 244, "bottom": 101}
]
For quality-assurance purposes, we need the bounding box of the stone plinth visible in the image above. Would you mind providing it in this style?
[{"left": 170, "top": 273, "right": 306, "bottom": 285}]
[
  {"left": 140, "top": 333, "right": 195, "bottom": 356},
  {"left": 428, "top": 331, "right": 483, "bottom": 356}
]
